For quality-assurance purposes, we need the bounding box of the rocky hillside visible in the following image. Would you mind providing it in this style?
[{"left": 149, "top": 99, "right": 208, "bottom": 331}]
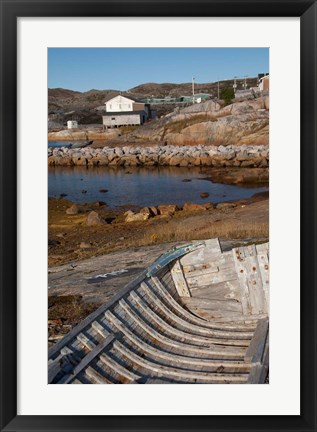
[
  {"left": 48, "top": 78, "right": 258, "bottom": 123},
  {"left": 113, "top": 96, "right": 269, "bottom": 147},
  {"left": 129, "top": 78, "right": 257, "bottom": 99},
  {"left": 49, "top": 88, "right": 117, "bottom": 112},
  {"left": 49, "top": 95, "right": 269, "bottom": 148}
]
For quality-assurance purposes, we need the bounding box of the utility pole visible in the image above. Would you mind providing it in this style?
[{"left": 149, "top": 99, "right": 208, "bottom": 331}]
[
  {"left": 233, "top": 76, "right": 238, "bottom": 95},
  {"left": 192, "top": 76, "right": 195, "bottom": 104}
]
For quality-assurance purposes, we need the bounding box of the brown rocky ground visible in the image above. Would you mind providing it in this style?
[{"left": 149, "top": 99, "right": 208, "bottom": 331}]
[{"left": 48, "top": 192, "right": 268, "bottom": 268}]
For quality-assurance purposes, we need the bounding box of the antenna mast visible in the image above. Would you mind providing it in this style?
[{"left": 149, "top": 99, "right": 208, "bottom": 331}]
[{"left": 192, "top": 76, "right": 195, "bottom": 104}]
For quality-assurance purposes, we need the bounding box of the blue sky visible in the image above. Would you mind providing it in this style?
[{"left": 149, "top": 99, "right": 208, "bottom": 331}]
[{"left": 48, "top": 48, "right": 269, "bottom": 92}]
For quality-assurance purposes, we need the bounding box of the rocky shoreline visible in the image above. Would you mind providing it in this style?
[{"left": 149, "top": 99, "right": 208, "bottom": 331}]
[
  {"left": 48, "top": 143, "right": 269, "bottom": 169},
  {"left": 48, "top": 191, "right": 269, "bottom": 267}
]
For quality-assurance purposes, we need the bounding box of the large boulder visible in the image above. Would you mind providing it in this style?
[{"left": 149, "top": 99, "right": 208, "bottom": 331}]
[
  {"left": 66, "top": 204, "right": 80, "bottom": 215},
  {"left": 140, "top": 207, "right": 156, "bottom": 217},
  {"left": 183, "top": 202, "right": 210, "bottom": 212},
  {"left": 86, "top": 211, "right": 105, "bottom": 226},
  {"left": 158, "top": 204, "right": 178, "bottom": 216},
  {"left": 125, "top": 212, "right": 150, "bottom": 223}
]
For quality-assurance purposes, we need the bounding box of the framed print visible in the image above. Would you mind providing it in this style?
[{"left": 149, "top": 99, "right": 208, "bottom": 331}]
[{"left": 0, "top": 0, "right": 316, "bottom": 431}]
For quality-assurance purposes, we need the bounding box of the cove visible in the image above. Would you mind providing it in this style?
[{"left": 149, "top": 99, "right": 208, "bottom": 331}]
[{"left": 48, "top": 165, "right": 268, "bottom": 209}]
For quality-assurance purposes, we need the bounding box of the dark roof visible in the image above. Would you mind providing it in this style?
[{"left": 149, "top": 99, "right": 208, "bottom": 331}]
[{"left": 102, "top": 110, "right": 147, "bottom": 116}]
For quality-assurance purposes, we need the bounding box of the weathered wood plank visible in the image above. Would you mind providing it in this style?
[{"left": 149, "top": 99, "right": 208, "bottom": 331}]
[
  {"left": 256, "top": 251, "right": 270, "bottom": 314},
  {"left": 114, "top": 341, "right": 248, "bottom": 384},
  {"left": 111, "top": 302, "right": 247, "bottom": 359},
  {"left": 180, "top": 297, "right": 242, "bottom": 313},
  {"left": 256, "top": 242, "right": 269, "bottom": 255},
  {"left": 182, "top": 262, "right": 220, "bottom": 275},
  {"left": 169, "top": 259, "right": 191, "bottom": 297},
  {"left": 85, "top": 366, "right": 112, "bottom": 384},
  {"left": 48, "top": 362, "right": 62, "bottom": 384},
  {"left": 99, "top": 352, "right": 140, "bottom": 382},
  {"left": 182, "top": 253, "right": 233, "bottom": 277},
  {"left": 59, "top": 334, "right": 115, "bottom": 384},
  {"left": 128, "top": 292, "right": 249, "bottom": 347},
  {"left": 247, "top": 336, "right": 269, "bottom": 384},
  {"left": 138, "top": 282, "right": 252, "bottom": 339},
  {"left": 186, "top": 267, "right": 238, "bottom": 288},
  {"left": 146, "top": 242, "right": 205, "bottom": 277},
  {"left": 91, "top": 320, "right": 110, "bottom": 339},
  {"left": 182, "top": 307, "right": 245, "bottom": 322},
  {"left": 187, "top": 307, "right": 267, "bottom": 324},
  {"left": 180, "top": 238, "right": 221, "bottom": 267},
  {"left": 151, "top": 277, "right": 256, "bottom": 332},
  {"left": 77, "top": 333, "right": 96, "bottom": 352},
  {"left": 245, "top": 318, "right": 269, "bottom": 363},
  {"left": 243, "top": 245, "right": 256, "bottom": 258},
  {"left": 243, "top": 253, "right": 267, "bottom": 315},
  {"left": 104, "top": 309, "right": 252, "bottom": 372},
  {"left": 189, "top": 280, "right": 241, "bottom": 302},
  {"left": 143, "top": 378, "right": 172, "bottom": 384},
  {"left": 232, "top": 247, "right": 252, "bottom": 316}
]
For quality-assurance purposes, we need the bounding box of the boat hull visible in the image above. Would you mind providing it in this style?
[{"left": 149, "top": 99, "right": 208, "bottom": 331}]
[{"left": 48, "top": 238, "right": 269, "bottom": 384}]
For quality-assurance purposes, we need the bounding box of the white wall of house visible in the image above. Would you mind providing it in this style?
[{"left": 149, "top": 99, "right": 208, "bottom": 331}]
[
  {"left": 105, "top": 95, "right": 135, "bottom": 112},
  {"left": 259, "top": 76, "right": 269, "bottom": 92},
  {"left": 102, "top": 113, "right": 144, "bottom": 127}
]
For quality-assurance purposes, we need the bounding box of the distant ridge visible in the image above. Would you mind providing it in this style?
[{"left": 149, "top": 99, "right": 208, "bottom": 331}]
[{"left": 48, "top": 77, "right": 259, "bottom": 125}]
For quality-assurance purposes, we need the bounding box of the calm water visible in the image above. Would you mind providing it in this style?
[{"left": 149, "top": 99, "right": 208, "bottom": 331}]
[
  {"left": 48, "top": 166, "right": 268, "bottom": 209},
  {"left": 48, "top": 141, "right": 89, "bottom": 148}
]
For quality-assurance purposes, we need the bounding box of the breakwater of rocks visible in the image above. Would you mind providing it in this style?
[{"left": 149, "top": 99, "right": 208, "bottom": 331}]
[{"left": 48, "top": 144, "right": 269, "bottom": 168}]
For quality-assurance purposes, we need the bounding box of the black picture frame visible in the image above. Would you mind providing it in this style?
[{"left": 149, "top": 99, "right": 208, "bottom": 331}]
[{"left": 1, "top": 1, "right": 316, "bottom": 431}]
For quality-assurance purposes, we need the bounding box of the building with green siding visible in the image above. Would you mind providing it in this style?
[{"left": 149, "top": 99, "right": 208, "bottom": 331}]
[{"left": 141, "top": 93, "right": 210, "bottom": 104}]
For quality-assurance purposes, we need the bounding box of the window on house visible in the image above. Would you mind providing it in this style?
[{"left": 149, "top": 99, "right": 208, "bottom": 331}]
[
  {"left": 110, "top": 104, "right": 112, "bottom": 109},
  {"left": 111, "top": 117, "right": 115, "bottom": 120}
]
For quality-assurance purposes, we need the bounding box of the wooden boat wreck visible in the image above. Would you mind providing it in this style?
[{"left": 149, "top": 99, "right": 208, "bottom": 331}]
[{"left": 48, "top": 238, "right": 269, "bottom": 384}]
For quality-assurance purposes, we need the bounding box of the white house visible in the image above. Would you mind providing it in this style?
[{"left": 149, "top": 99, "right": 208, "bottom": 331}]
[
  {"left": 259, "top": 75, "right": 269, "bottom": 93},
  {"left": 102, "top": 94, "right": 154, "bottom": 128}
]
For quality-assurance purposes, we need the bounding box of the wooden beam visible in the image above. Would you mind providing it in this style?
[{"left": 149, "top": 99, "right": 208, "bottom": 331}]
[
  {"left": 169, "top": 259, "right": 191, "bottom": 297},
  {"left": 245, "top": 318, "right": 269, "bottom": 363}
]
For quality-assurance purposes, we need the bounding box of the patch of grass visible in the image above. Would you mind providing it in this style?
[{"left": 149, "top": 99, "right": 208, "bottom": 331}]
[
  {"left": 118, "top": 125, "right": 139, "bottom": 135},
  {"left": 134, "top": 220, "right": 269, "bottom": 247},
  {"left": 167, "top": 113, "right": 217, "bottom": 133},
  {"left": 48, "top": 295, "right": 100, "bottom": 325},
  {"left": 249, "top": 119, "right": 269, "bottom": 133}
]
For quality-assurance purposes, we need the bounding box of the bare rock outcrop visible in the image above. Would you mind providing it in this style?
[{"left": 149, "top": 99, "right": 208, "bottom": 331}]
[
  {"left": 48, "top": 129, "right": 120, "bottom": 141},
  {"left": 122, "top": 96, "right": 269, "bottom": 147}
]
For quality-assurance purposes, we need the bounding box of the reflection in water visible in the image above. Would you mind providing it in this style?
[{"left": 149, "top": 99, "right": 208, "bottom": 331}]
[{"left": 48, "top": 166, "right": 269, "bottom": 208}]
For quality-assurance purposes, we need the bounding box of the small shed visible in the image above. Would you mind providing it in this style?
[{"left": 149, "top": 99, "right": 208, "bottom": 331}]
[
  {"left": 102, "top": 111, "right": 147, "bottom": 128},
  {"left": 67, "top": 120, "right": 78, "bottom": 129}
]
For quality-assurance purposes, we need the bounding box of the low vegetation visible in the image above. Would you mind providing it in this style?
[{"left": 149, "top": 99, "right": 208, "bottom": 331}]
[
  {"left": 136, "top": 220, "right": 268, "bottom": 247},
  {"left": 165, "top": 113, "right": 217, "bottom": 133},
  {"left": 220, "top": 87, "right": 235, "bottom": 106}
]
